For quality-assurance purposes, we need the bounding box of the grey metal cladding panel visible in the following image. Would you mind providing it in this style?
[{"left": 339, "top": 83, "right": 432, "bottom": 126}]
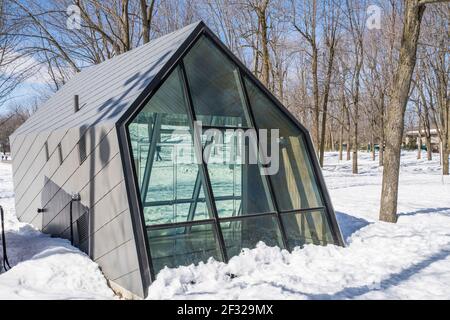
[
  {"left": 111, "top": 269, "right": 144, "bottom": 298},
  {"left": 40, "top": 150, "right": 123, "bottom": 232},
  {"left": 16, "top": 197, "right": 42, "bottom": 224},
  {"left": 82, "top": 209, "right": 134, "bottom": 260},
  {"left": 30, "top": 210, "right": 43, "bottom": 230},
  {"left": 13, "top": 22, "right": 201, "bottom": 137},
  {"left": 18, "top": 135, "right": 117, "bottom": 225},
  {"left": 46, "top": 130, "right": 70, "bottom": 157},
  {"left": 11, "top": 133, "right": 41, "bottom": 178},
  {"left": 95, "top": 240, "right": 141, "bottom": 291},
  {"left": 38, "top": 155, "right": 121, "bottom": 233},
  {"left": 12, "top": 90, "right": 126, "bottom": 182},
  {"left": 17, "top": 191, "right": 41, "bottom": 223},
  {"left": 15, "top": 142, "right": 60, "bottom": 214},
  {"left": 13, "top": 130, "right": 51, "bottom": 173},
  {"left": 43, "top": 197, "right": 72, "bottom": 235},
  {"left": 15, "top": 148, "right": 58, "bottom": 218},
  {"left": 13, "top": 130, "right": 59, "bottom": 201},
  {"left": 14, "top": 136, "right": 49, "bottom": 197},
  {"left": 10, "top": 132, "right": 34, "bottom": 162},
  {"left": 77, "top": 153, "right": 124, "bottom": 208},
  {"left": 14, "top": 121, "right": 109, "bottom": 197},
  {"left": 19, "top": 196, "right": 41, "bottom": 224},
  {"left": 15, "top": 124, "right": 110, "bottom": 219},
  {"left": 18, "top": 150, "right": 106, "bottom": 226},
  {"left": 57, "top": 179, "right": 128, "bottom": 239},
  {"left": 94, "top": 239, "right": 139, "bottom": 279},
  {"left": 15, "top": 125, "right": 116, "bottom": 219},
  {"left": 10, "top": 133, "right": 26, "bottom": 160},
  {"left": 16, "top": 177, "right": 46, "bottom": 222},
  {"left": 82, "top": 181, "right": 129, "bottom": 233}
]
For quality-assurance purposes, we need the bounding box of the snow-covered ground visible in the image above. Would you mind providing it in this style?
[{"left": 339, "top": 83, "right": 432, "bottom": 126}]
[{"left": 0, "top": 151, "right": 449, "bottom": 299}]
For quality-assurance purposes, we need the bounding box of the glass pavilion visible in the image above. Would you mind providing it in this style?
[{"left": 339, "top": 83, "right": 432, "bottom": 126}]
[{"left": 126, "top": 35, "right": 342, "bottom": 277}]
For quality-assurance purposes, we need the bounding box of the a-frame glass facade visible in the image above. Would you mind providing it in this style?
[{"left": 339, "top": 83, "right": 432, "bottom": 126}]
[{"left": 127, "top": 35, "right": 338, "bottom": 277}]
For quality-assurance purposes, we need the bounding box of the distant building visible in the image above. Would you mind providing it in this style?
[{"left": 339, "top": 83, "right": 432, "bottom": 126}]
[{"left": 404, "top": 129, "right": 440, "bottom": 152}]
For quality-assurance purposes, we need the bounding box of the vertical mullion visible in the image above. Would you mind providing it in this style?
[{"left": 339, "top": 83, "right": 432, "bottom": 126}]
[
  {"left": 141, "top": 114, "right": 162, "bottom": 201},
  {"left": 236, "top": 69, "right": 289, "bottom": 250},
  {"left": 178, "top": 62, "right": 228, "bottom": 262}
]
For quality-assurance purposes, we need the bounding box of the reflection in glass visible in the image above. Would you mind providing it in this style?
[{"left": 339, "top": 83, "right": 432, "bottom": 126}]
[
  {"left": 244, "top": 77, "right": 324, "bottom": 211},
  {"left": 221, "top": 215, "right": 284, "bottom": 258},
  {"left": 281, "top": 210, "right": 335, "bottom": 248},
  {"left": 128, "top": 67, "right": 212, "bottom": 225},
  {"left": 203, "top": 130, "right": 275, "bottom": 217},
  {"left": 184, "top": 36, "right": 251, "bottom": 128},
  {"left": 149, "top": 223, "right": 222, "bottom": 275}
]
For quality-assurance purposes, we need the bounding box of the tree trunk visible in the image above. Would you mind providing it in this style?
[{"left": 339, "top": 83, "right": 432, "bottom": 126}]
[
  {"left": 339, "top": 79, "right": 346, "bottom": 161},
  {"left": 140, "top": 0, "right": 155, "bottom": 44},
  {"left": 426, "top": 136, "right": 432, "bottom": 160},
  {"left": 319, "top": 45, "right": 336, "bottom": 167},
  {"left": 352, "top": 122, "right": 358, "bottom": 173},
  {"left": 312, "top": 45, "right": 319, "bottom": 152},
  {"left": 258, "top": 2, "right": 270, "bottom": 88},
  {"left": 380, "top": 0, "right": 425, "bottom": 223},
  {"left": 371, "top": 132, "right": 376, "bottom": 161},
  {"left": 417, "top": 136, "right": 422, "bottom": 159},
  {"left": 443, "top": 147, "right": 449, "bottom": 175},
  {"left": 346, "top": 141, "right": 351, "bottom": 161},
  {"left": 121, "top": 0, "right": 130, "bottom": 52},
  {"left": 346, "top": 100, "right": 351, "bottom": 161},
  {"left": 379, "top": 91, "right": 385, "bottom": 166},
  {"left": 346, "top": 132, "right": 351, "bottom": 161},
  {"left": 338, "top": 121, "right": 344, "bottom": 161},
  {"left": 328, "top": 125, "right": 334, "bottom": 151},
  {"left": 352, "top": 66, "right": 361, "bottom": 174},
  {"left": 379, "top": 140, "right": 384, "bottom": 166}
]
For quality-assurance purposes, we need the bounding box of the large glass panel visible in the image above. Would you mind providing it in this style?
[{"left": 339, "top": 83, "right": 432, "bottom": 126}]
[
  {"left": 281, "top": 210, "right": 335, "bottom": 248},
  {"left": 244, "top": 77, "right": 324, "bottom": 211},
  {"left": 202, "top": 127, "right": 275, "bottom": 217},
  {"left": 149, "top": 223, "right": 222, "bottom": 276},
  {"left": 183, "top": 36, "right": 251, "bottom": 128},
  {"left": 128, "top": 67, "right": 212, "bottom": 225},
  {"left": 220, "top": 215, "right": 284, "bottom": 258}
]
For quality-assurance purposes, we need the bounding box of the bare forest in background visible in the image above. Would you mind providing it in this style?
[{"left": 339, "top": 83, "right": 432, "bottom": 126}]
[{"left": 0, "top": 0, "right": 449, "bottom": 221}]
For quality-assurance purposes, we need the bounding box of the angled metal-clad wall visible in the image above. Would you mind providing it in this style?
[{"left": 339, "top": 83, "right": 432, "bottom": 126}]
[{"left": 11, "top": 125, "right": 144, "bottom": 297}]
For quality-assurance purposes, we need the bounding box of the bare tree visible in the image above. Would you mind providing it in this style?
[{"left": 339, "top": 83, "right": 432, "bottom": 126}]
[
  {"left": 344, "top": 0, "right": 366, "bottom": 174},
  {"left": 318, "top": 0, "right": 340, "bottom": 167},
  {"left": 292, "top": 0, "right": 320, "bottom": 151},
  {"left": 415, "top": 62, "right": 433, "bottom": 160},
  {"left": 0, "top": 0, "right": 35, "bottom": 106},
  {"left": 247, "top": 0, "right": 271, "bottom": 87},
  {"left": 380, "top": 0, "right": 450, "bottom": 223}
]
